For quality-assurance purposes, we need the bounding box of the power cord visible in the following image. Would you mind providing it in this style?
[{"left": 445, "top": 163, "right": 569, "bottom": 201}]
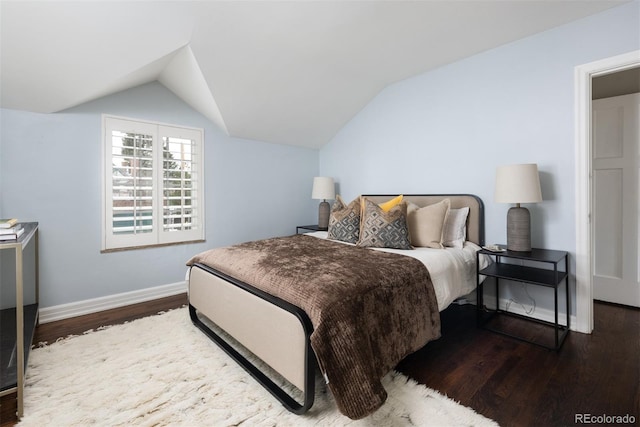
[
  {"left": 504, "top": 258, "right": 536, "bottom": 314},
  {"left": 505, "top": 282, "right": 536, "bottom": 315}
]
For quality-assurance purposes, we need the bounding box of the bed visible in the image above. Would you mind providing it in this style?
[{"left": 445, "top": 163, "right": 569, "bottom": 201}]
[{"left": 186, "top": 194, "right": 488, "bottom": 420}]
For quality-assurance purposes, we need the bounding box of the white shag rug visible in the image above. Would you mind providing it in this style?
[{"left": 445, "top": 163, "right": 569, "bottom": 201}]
[{"left": 19, "top": 307, "right": 498, "bottom": 426}]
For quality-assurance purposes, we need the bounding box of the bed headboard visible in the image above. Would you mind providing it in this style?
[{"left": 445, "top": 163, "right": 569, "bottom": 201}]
[{"left": 362, "top": 194, "right": 485, "bottom": 246}]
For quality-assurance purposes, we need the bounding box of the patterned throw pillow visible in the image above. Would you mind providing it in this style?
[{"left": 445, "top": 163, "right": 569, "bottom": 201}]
[
  {"left": 327, "top": 195, "right": 361, "bottom": 244},
  {"left": 357, "top": 198, "right": 412, "bottom": 250}
]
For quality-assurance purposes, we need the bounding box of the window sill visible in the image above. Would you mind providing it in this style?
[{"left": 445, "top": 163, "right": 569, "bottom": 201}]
[{"left": 101, "top": 239, "right": 206, "bottom": 253}]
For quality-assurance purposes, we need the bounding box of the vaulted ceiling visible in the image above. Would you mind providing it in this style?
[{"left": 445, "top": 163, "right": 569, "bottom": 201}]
[{"left": 0, "top": 1, "right": 629, "bottom": 148}]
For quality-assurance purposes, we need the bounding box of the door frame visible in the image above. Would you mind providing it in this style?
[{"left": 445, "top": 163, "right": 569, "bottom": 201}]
[{"left": 574, "top": 50, "right": 640, "bottom": 333}]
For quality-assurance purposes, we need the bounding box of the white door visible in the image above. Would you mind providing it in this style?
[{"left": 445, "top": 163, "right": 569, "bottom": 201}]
[{"left": 592, "top": 93, "right": 640, "bottom": 307}]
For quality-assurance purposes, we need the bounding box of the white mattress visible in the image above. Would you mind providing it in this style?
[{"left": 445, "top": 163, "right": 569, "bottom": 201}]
[{"left": 305, "top": 231, "right": 491, "bottom": 311}]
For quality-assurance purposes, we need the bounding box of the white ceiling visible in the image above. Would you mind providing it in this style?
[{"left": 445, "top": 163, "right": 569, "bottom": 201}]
[{"left": 0, "top": 0, "right": 629, "bottom": 148}]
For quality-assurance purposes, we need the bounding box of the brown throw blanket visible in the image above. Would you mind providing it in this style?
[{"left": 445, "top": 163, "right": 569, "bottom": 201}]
[{"left": 186, "top": 234, "right": 440, "bottom": 419}]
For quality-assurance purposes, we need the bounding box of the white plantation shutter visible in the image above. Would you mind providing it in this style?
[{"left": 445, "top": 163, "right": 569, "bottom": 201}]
[
  {"left": 103, "top": 116, "right": 204, "bottom": 251},
  {"left": 159, "top": 125, "right": 203, "bottom": 244}
]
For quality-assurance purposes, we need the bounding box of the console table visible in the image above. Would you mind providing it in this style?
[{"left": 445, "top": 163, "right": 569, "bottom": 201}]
[{"left": 0, "top": 222, "right": 39, "bottom": 418}]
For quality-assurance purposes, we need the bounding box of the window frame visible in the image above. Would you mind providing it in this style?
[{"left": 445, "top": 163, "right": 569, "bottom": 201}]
[{"left": 102, "top": 115, "right": 205, "bottom": 251}]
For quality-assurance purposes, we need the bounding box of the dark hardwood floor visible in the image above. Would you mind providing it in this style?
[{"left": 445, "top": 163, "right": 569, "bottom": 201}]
[
  {"left": 2, "top": 296, "right": 638, "bottom": 426},
  {"left": 398, "top": 301, "right": 640, "bottom": 427},
  {"left": 31, "top": 294, "right": 188, "bottom": 346}
]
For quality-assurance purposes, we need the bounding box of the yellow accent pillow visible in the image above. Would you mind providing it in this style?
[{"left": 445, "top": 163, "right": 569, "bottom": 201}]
[{"left": 378, "top": 195, "right": 404, "bottom": 212}]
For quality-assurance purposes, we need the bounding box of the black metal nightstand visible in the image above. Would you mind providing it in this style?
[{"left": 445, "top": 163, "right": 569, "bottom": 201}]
[
  {"left": 476, "top": 245, "right": 569, "bottom": 351},
  {"left": 296, "top": 225, "right": 327, "bottom": 234}
]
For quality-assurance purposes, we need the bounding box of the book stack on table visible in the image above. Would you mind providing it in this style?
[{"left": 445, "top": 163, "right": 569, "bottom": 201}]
[{"left": 0, "top": 218, "right": 24, "bottom": 241}]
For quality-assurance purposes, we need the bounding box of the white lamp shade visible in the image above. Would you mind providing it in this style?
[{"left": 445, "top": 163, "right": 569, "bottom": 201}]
[
  {"left": 495, "top": 164, "right": 542, "bottom": 204},
  {"left": 312, "top": 177, "right": 335, "bottom": 200}
]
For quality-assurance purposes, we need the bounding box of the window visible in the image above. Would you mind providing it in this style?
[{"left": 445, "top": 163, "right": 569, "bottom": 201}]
[{"left": 102, "top": 116, "right": 204, "bottom": 251}]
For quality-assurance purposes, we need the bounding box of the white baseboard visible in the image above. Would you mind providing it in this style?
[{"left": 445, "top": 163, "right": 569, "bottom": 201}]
[
  {"left": 39, "top": 281, "right": 187, "bottom": 324},
  {"left": 40, "top": 283, "right": 579, "bottom": 332},
  {"left": 483, "top": 297, "right": 578, "bottom": 331}
]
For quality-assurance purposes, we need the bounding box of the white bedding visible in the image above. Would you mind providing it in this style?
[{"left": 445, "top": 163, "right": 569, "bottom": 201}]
[{"left": 305, "top": 231, "right": 491, "bottom": 311}]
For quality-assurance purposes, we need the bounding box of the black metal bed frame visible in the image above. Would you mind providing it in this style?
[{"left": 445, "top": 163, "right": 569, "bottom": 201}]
[
  {"left": 188, "top": 263, "right": 316, "bottom": 414},
  {"left": 188, "top": 193, "right": 485, "bottom": 415}
]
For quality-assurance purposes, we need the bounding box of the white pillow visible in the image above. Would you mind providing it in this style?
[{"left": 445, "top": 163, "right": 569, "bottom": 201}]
[{"left": 442, "top": 207, "right": 469, "bottom": 249}]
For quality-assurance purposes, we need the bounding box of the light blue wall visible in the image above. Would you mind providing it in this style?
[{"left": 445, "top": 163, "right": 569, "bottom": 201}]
[
  {"left": 0, "top": 82, "right": 319, "bottom": 307},
  {"left": 319, "top": 1, "right": 640, "bottom": 316},
  {"left": 2, "top": 3, "right": 637, "bottom": 313}
]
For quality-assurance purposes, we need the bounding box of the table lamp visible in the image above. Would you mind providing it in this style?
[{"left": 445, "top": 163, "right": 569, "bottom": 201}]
[
  {"left": 312, "top": 177, "right": 335, "bottom": 230},
  {"left": 495, "top": 164, "right": 542, "bottom": 252}
]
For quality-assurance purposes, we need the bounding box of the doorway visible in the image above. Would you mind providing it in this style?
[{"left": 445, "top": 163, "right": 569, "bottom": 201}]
[
  {"left": 575, "top": 51, "right": 640, "bottom": 333},
  {"left": 591, "top": 89, "right": 639, "bottom": 306}
]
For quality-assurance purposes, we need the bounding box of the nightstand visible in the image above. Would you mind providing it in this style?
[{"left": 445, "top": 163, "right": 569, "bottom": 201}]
[
  {"left": 296, "top": 225, "right": 327, "bottom": 234},
  {"left": 476, "top": 246, "right": 569, "bottom": 351}
]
